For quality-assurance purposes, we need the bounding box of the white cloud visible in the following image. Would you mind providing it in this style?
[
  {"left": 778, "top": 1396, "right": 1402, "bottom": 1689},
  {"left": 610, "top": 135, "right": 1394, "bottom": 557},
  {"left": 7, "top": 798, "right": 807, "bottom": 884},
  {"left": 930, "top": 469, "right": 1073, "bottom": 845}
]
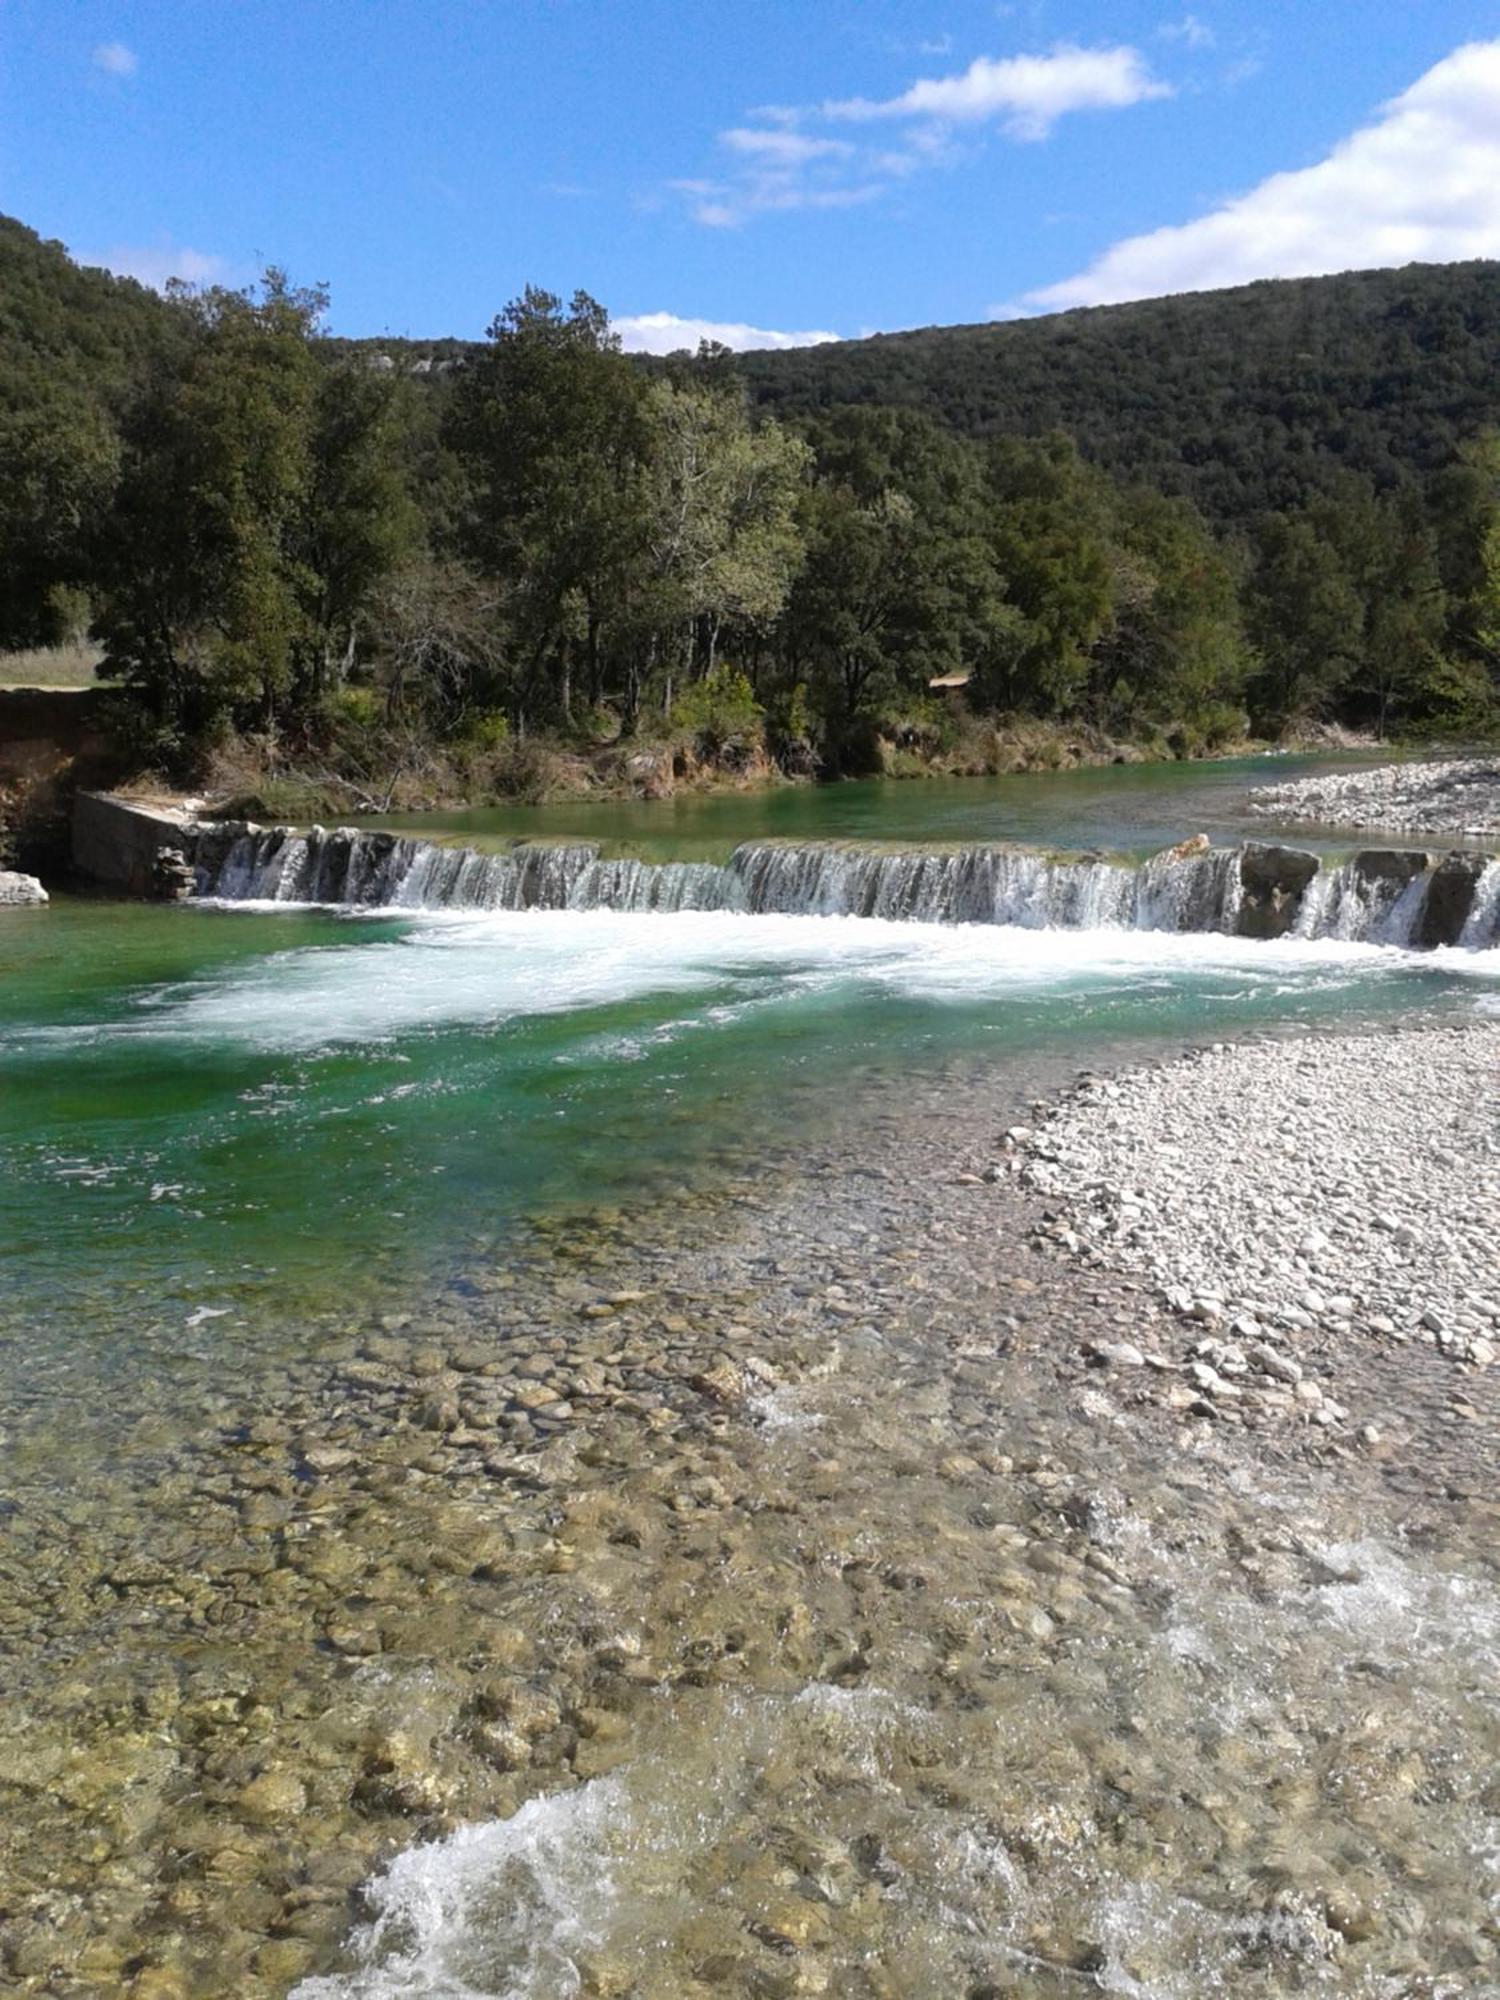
[
  {"left": 720, "top": 127, "right": 854, "bottom": 166},
  {"left": 824, "top": 43, "right": 1172, "bottom": 140},
  {"left": 92, "top": 41, "right": 138, "bottom": 77},
  {"left": 1158, "top": 14, "right": 1215, "bottom": 50},
  {"left": 672, "top": 136, "right": 883, "bottom": 227},
  {"left": 671, "top": 40, "right": 1171, "bottom": 226},
  {"left": 83, "top": 243, "right": 231, "bottom": 291},
  {"left": 1023, "top": 38, "right": 1500, "bottom": 312},
  {"left": 613, "top": 312, "right": 841, "bottom": 356}
]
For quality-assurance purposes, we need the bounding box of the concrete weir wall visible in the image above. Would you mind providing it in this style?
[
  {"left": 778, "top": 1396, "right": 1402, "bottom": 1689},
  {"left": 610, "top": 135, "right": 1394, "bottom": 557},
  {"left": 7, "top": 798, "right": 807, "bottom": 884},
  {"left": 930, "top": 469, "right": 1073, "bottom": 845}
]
[{"left": 71, "top": 792, "right": 198, "bottom": 898}]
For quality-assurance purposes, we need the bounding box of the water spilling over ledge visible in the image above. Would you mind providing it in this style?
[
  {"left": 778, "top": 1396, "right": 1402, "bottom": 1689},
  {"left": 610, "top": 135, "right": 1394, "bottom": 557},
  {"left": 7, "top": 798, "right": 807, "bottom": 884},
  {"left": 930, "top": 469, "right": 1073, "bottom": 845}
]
[{"left": 189, "top": 821, "right": 1500, "bottom": 949}]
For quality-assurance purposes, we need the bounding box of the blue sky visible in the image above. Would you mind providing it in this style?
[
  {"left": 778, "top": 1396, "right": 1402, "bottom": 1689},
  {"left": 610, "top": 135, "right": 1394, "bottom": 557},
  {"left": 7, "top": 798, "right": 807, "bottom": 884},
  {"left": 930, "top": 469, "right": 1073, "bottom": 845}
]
[{"left": 3, "top": 2, "right": 1498, "bottom": 349}]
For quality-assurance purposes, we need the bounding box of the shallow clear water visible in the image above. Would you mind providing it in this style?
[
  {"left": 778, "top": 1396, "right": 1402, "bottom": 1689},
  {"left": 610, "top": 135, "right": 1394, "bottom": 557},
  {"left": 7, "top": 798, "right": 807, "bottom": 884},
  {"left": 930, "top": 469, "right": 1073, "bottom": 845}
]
[
  {"left": 4, "top": 897, "right": 1496, "bottom": 1456},
  {"left": 5, "top": 885, "right": 1500, "bottom": 1997},
  {"left": 353, "top": 753, "right": 1407, "bottom": 861}
]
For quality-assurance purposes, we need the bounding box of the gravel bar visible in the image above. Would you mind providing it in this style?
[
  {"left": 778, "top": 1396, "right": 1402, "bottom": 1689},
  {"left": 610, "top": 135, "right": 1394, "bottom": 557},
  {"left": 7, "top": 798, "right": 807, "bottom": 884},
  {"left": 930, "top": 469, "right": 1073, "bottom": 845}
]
[
  {"left": 1018, "top": 1023, "right": 1500, "bottom": 1420},
  {"left": 1247, "top": 757, "right": 1500, "bottom": 837}
]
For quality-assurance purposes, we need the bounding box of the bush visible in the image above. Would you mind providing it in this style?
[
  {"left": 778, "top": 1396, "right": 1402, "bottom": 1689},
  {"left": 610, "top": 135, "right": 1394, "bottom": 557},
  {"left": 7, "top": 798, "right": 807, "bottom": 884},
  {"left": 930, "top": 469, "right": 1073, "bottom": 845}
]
[
  {"left": 487, "top": 737, "right": 566, "bottom": 803},
  {"left": 670, "top": 666, "right": 764, "bottom": 758},
  {"left": 459, "top": 708, "right": 510, "bottom": 752},
  {"left": 326, "top": 684, "right": 383, "bottom": 729}
]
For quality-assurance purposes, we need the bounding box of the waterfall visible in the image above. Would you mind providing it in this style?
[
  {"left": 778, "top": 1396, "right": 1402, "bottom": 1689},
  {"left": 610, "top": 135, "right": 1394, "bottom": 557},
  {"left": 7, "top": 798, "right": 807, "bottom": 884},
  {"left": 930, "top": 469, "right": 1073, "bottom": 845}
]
[
  {"left": 1459, "top": 861, "right": 1500, "bottom": 949},
  {"left": 190, "top": 824, "right": 1499, "bottom": 950}
]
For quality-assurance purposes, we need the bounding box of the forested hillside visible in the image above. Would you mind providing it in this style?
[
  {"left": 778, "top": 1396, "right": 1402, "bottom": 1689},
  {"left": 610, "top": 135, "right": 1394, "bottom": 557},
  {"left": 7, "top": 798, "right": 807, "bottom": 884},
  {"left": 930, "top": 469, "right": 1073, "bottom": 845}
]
[
  {"left": 738, "top": 263, "right": 1500, "bottom": 529},
  {"left": 1, "top": 213, "right": 1497, "bottom": 814}
]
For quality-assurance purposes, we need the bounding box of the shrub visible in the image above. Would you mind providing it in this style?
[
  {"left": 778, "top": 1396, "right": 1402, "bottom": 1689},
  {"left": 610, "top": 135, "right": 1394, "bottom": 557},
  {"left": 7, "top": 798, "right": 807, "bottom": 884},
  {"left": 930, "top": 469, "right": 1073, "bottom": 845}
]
[
  {"left": 460, "top": 708, "right": 510, "bottom": 752},
  {"left": 671, "top": 666, "right": 764, "bottom": 758}
]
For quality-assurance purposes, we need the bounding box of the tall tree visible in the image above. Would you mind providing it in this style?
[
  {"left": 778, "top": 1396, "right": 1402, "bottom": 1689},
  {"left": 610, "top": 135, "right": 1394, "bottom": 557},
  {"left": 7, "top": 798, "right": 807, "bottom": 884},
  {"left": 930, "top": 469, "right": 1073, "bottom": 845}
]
[
  {"left": 94, "top": 273, "right": 327, "bottom": 744},
  {"left": 450, "top": 287, "right": 652, "bottom": 730},
  {"left": 782, "top": 408, "right": 1001, "bottom": 757},
  {"left": 289, "top": 361, "right": 419, "bottom": 707},
  {"left": 637, "top": 379, "right": 808, "bottom": 710},
  {"left": 1243, "top": 510, "right": 1363, "bottom": 727},
  {"left": 973, "top": 435, "right": 1115, "bottom": 715},
  {"left": 1089, "top": 486, "right": 1251, "bottom": 739}
]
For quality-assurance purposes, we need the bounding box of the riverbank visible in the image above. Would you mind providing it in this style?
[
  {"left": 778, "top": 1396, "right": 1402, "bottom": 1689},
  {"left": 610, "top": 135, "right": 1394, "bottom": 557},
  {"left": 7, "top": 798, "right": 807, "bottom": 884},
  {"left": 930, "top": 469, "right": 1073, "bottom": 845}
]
[
  {"left": 4, "top": 1009, "right": 1499, "bottom": 1996},
  {"left": 199, "top": 716, "right": 1296, "bottom": 826},
  {"left": 1019, "top": 1022, "right": 1500, "bottom": 1433},
  {"left": 1249, "top": 756, "right": 1500, "bottom": 838}
]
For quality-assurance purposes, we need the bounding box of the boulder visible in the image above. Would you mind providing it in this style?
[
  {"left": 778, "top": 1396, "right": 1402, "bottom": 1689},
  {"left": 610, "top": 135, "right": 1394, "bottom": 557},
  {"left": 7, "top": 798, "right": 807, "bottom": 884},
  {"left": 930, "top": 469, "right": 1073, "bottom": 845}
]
[
  {"left": 1236, "top": 843, "right": 1319, "bottom": 939},
  {"left": 1349, "top": 848, "right": 1428, "bottom": 890},
  {"left": 1416, "top": 851, "right": 1487, "bottom": 949},
  {"left": 0, "top": 869, "right": 47, "bottom": 906}
]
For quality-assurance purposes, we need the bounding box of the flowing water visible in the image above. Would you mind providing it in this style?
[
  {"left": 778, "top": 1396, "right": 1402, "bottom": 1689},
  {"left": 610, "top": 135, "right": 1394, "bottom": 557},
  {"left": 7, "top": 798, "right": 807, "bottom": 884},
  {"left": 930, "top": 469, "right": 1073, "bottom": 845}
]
[
  {"left": 4, "top": 764, "right": 1500, "bottom": 1996},
  {"left": 193, "top": 824, "right": 1500, "bottom": 949}
]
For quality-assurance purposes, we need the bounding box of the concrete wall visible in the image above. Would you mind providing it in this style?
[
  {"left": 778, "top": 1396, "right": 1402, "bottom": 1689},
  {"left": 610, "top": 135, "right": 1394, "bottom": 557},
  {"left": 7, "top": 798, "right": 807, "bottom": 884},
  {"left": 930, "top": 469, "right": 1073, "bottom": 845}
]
[{"left": 72, "top": 792, "right": 197, "bottom": 897}]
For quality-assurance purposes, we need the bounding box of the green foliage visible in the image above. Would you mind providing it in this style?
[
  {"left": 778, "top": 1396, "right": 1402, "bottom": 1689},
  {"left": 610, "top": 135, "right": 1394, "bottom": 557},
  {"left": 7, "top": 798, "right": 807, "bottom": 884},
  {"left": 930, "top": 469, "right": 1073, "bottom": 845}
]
[
  {"left": 670, "top": 665, "right": 763, "bottom": 755},
  {"left": 460, "top": 708, "right": 511, "bottom": 752},
  {"left": 324, "top": 684, "right": 383, "bottom": 730},
  {"left": 0, "top": 219, "right": 178, "bottom": 647},
  {"left": 89, "top": 272, "right": 417, "bottom": 759},
  {"left": 733, "top": 262, "right": 1500, "bottom": 531},
  {"left": 92, "top": 274, "right": 327, "bottom": 746},
  {"left": 4, "top": 214, "right": 1498, "bottom": 791}
]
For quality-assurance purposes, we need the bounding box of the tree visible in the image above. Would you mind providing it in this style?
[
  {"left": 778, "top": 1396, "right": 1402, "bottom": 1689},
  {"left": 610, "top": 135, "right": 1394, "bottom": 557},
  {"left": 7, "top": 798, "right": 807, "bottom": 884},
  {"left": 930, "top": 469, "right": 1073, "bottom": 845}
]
[
  {"left": 289, "top": 361, "right": 420, "bottom": 707},
  {"left": 449, "top": 287, "right": 653, "bottom": 730},
  {"left": 1243, "top": 510, "right": 1363, "bottom": 728},
  {"left": 1089, "top": 486, "right": 1251, "bottom": 740},
  {"left": 0, "top": 378, "right": 118, "bottom": 646},
  {"left": 781, "top": 410, "right": 1001, "bottom": 757},
  {"left": 636, "top": 379, "right": 808, "bottom": 711},
  {"left": 1428, "top": 434, "right": 1500, "bottom": 724},
  {"left": 973, "top": 435, "right": 1115, "bottom": 715},
  {"left": 94, "top": 273, "right": 328, "bottom": 745}
]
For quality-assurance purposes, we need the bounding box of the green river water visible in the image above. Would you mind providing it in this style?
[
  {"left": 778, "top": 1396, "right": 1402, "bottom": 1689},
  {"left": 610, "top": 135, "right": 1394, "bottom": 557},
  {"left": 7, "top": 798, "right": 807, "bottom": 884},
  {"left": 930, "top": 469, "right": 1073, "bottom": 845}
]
[
  {"left": 4, "top": 890, "right": 1494, "bottom": 1455},
  {"left": 3, "top": 759, "right": 1500, "bottom": 1998},
  {"left": 353, "top": 752, "right": 1411, "bottom": 859}
]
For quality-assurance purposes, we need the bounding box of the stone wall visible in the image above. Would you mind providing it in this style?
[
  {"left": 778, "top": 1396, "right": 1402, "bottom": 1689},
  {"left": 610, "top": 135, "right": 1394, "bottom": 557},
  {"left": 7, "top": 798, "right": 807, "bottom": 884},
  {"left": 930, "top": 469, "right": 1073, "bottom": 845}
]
[{"left": 71, "top": 792, "right": 198, "bottom": 898}]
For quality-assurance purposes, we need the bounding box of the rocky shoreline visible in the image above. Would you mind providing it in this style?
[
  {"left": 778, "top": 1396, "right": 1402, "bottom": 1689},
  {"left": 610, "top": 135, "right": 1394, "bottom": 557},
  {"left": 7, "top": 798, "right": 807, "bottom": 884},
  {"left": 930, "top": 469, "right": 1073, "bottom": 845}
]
[
  {"left": 4, "top": 1031, "right": 1500, "bottom": 1995},
  {"left": 1015, "top": 1023, "right": 1500, "bottom": 1443},
  {"left": 1248, "top": 756, "right": 1500, "bottom": 838}
]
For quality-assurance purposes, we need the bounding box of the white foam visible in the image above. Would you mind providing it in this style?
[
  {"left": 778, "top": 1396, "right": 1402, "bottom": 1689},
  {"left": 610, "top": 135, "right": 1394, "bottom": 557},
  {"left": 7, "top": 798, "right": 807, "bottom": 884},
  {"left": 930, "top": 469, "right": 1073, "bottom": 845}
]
[
  {"left": 23, "top": 907, "right": 1496, "bottom": 1055},
  {"left": 292, "top": 1781, "right": 623, "bottom": 1999}
]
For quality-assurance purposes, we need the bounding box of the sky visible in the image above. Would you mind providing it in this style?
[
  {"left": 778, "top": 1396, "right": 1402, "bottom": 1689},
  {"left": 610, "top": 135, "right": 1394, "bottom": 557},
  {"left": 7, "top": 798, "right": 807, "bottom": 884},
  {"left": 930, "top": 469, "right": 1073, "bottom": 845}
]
[{"left": 3, "top": 1, "right": 1499, "bottom": 351}]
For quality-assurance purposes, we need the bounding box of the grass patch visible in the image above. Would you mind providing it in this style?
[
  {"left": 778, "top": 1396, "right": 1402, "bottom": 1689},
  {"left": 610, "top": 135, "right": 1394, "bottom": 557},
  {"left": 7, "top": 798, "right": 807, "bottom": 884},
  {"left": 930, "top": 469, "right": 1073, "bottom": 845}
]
[{"left": 0, "top": 643, "right": 100, "bottom": 690}]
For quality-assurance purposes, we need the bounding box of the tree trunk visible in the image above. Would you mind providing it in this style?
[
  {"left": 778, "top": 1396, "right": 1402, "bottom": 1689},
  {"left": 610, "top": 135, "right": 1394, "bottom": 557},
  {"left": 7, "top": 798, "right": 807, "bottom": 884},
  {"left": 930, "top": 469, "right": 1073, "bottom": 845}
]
[{"left": 587, "top": 609, "right": 602, "bottom": 705}]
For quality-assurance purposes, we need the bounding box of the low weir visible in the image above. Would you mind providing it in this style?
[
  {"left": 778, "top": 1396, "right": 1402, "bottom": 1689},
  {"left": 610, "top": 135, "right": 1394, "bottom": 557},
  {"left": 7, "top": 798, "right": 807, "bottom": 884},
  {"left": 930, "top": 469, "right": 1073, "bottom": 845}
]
[{"left": 189, "top": 821, "right": 1500, "bottom": 950}]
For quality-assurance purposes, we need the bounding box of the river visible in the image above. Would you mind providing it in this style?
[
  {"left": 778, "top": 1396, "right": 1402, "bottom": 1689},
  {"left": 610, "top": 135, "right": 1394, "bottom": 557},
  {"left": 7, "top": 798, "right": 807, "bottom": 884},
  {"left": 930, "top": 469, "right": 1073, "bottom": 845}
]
[{"left": 2, "top": 756, "right": 1498, "bottom": 1996}]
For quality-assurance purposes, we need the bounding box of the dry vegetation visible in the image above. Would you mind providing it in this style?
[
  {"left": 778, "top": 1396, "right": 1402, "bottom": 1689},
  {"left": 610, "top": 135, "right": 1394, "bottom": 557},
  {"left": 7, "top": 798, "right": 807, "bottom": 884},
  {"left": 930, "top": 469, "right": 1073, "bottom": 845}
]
[{"left": 0, "top": 643, "right": 100, "bottom": 691}]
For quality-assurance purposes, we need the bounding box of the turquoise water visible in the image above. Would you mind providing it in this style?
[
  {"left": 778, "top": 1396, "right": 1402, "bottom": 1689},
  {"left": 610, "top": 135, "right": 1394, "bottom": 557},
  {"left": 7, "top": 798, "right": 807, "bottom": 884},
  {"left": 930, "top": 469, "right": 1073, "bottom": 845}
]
[
  {"left": 4, "top": 876, "right": 1500, "bottom": 2000},
  {"left": 3, "top": 896, "right": 1497, "bottom": 1464},
  {"left": 355, "top": 752, "right": 1401, "bottom": 860}
]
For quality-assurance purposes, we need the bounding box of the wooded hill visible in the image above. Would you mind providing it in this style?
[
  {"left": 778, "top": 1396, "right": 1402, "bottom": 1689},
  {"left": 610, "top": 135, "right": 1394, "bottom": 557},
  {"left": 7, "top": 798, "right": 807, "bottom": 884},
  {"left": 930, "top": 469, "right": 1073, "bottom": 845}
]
[
  {"left": 1, "top": 212, "right": 1498, "bottom": 804},
  {"left": 735, "top": 262, "right": 1500, "bottom": 530}
]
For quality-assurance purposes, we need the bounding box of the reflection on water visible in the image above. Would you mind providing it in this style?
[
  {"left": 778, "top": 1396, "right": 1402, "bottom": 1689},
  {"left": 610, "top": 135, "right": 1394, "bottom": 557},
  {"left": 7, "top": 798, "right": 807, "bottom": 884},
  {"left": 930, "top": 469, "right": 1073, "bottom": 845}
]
[{"left": 353, "top": 752, "right": 1407, "bottom": 862}]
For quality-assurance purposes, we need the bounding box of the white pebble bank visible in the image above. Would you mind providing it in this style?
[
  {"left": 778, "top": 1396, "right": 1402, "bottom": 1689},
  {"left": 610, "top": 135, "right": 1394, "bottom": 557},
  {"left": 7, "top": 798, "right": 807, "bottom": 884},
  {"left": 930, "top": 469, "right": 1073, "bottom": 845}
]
[
  {"left": 1248, "top": 759, "right": 1500, "bottom": 839},
  {"left": 1021, "top": 1024, "right": 1500, "bottom": 1383}
]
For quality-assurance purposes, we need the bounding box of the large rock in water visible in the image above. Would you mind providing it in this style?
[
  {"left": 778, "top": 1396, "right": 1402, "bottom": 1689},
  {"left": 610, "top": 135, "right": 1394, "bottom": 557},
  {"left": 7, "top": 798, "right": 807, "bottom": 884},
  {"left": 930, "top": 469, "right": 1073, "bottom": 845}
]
[
  {"left": 1236, "top": 843, "right": 1319, "bottom": 939},
  {"left": 1350, "top": 848, "right": 1428, "bottom": 890},
  {"left": 1416, "top": 851, "right": 1486, "bottom": 949},
  {"left": 0, "top": 869, "right": 47, "bottom": 906}
]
